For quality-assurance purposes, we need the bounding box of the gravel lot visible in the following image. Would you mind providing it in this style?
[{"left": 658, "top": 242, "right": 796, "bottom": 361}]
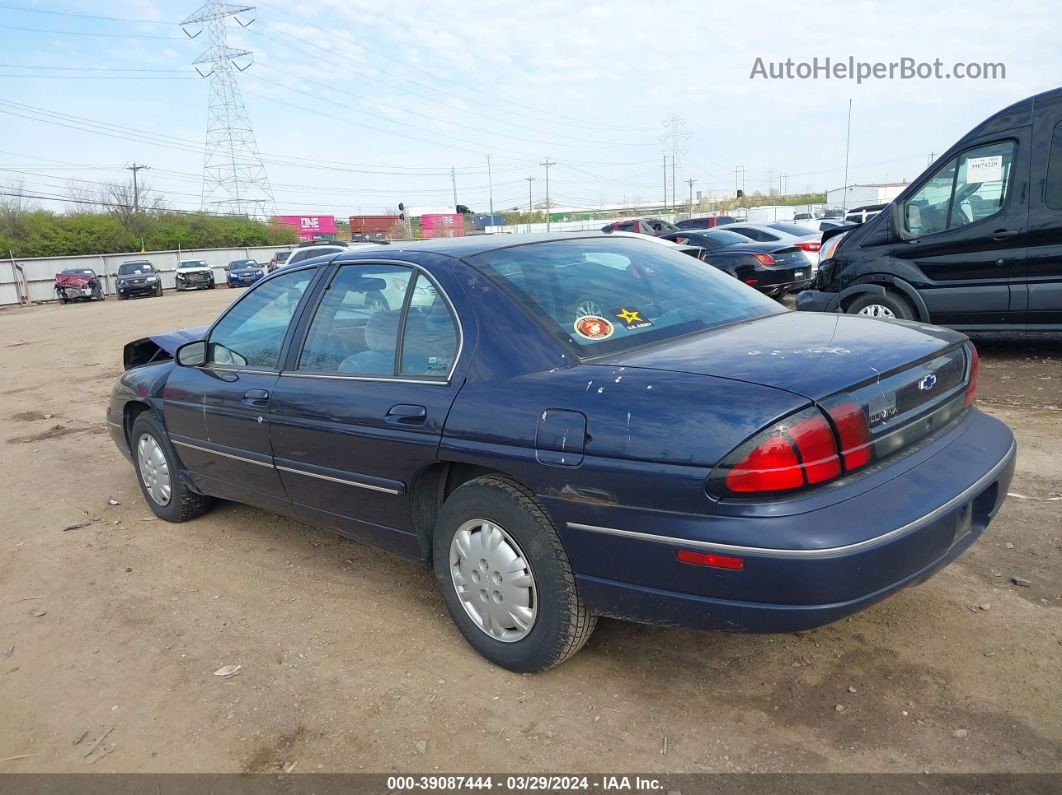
[{"left": 0, "top": 289, "right": 1059, "bottom": 773}]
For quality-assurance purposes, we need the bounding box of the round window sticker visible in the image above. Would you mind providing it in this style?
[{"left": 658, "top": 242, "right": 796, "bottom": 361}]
[{"left": 573, "top": 314, "right": 614, "bottom": 341}]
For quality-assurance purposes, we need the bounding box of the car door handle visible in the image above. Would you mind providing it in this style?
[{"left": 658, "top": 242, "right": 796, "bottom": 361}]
[
  {"left": 992, "top": 228, "right": 1019, "bottom": 241},
  {"left": 242, "top": 388, "right": 270, "bottom": 407},
  {"left": 386, "top": 404, "right": 427, "bottom": 425}
]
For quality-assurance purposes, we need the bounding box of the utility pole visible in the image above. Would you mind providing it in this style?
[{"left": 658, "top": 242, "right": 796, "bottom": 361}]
[
  {"left": 842, "top": 98, "right": 853, "bottom": 213},
  {"left": 671, "top": 156, "right": 677, "bottom": 214},
  {"left": 525, "top": 176, "right": 536, "bottom": 233},
  {"left": 686, "top": 178, "right": 696, "bottom": 218},
  {"left": 927, "top": 151, "right": 937, "bottom": 166},
  {"left": 451, "top": 166, "right": 457, "bottom": 209},
  {"left": 485, "top": 154, "right": 494, "bottom": 221},
  {"left": 126, "top": 162, "right": 149, "bottom": 213},
  {"left": 766, "top": 168, "right": 775, "bottom": 196},
  {"left": 540, "top": 158, "right": 555, "bottom": 232},
  {"left": 663, "top": 153, "right": 669, "bottom": 211}
]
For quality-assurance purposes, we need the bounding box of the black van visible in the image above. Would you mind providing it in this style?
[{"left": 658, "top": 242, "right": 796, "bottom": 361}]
[{"left": 797, "top": 87, "right": 1062, "bottom": 330}]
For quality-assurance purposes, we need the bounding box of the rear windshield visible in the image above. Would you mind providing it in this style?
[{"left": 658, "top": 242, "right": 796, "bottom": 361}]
[
  {"left": 469, "top": 237, "right": 783, "bottom": 357},
  {"left": 118, "top": 262, "right": 153, "bottom": 275},
  {"left": 767, "top": 223, "right": 813, "bottom": 236},
  {"left": 702, "top": 229, "right": 752, "bottom": 246}
]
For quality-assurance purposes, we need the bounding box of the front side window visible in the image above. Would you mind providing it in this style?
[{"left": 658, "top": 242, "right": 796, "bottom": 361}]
[
  {"left": 904, "top": 140, "right": 1015, "bottom": 236},
  {"left": 208, "top": 270, "right": 312, "bottom": 369},
  {"left": 470, "top": 237, "right": 783, "bottom": 357}
]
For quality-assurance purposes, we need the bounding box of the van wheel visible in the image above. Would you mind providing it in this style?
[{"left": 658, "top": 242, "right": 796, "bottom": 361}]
[
  {"left": 846, "top": 291, "right": 914, "bottom": 321},
  {"left": 433, "top": 475, "right": 596, "bottom": 673}
]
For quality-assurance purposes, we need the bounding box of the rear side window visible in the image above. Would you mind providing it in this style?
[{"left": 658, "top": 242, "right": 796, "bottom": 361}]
[{"left": 1045, "top": 120, "right": 1062, "bottom": 209}]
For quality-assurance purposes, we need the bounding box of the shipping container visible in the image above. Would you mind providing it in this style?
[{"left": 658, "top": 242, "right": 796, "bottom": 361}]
[
  {"left": 420, "top": 213, "right": 466, "bottom": 238},
  {"left": 272, "top": 215, "right": 337, "bottom": 242}
]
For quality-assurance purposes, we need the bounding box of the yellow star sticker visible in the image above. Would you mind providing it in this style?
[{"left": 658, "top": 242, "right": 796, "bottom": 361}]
[{"left": 616, "top": 308, "right": 643, "bottom": 325}]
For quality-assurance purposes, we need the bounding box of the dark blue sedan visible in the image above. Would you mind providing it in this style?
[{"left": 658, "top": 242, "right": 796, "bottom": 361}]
[
  {"left": 106, "top": 234, "right": 1015, "bottom": 672},
  {"left": 225, "top": 258, "right": 264, "bottom": 288}
]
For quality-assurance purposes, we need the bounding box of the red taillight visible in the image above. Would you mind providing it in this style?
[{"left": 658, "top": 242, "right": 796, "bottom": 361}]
[
  {"left": 827, "top": 401, "right": 872, "bottom": 471},
  {"left": 723, "top": 409, "right": 840, "bottom": 494},
  {"left": 744, "top": 278, "right": 760, "bottom": 285},
  {"left": 676, "top": 549, "right": 744, "bottom": 570},
  {"left": 965, "top": 345, "right": 979, "bottom": 406},
  {"left": 798, "top": 241, "right": 822, "bottom": 252},
  {"left": 754, "top": 254, "right": 776, "bottom": 265}
]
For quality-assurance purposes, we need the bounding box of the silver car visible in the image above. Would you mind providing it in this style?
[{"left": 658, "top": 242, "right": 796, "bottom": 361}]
[{"left": 721, "top": 222, "right": 825, "bottom": 269}]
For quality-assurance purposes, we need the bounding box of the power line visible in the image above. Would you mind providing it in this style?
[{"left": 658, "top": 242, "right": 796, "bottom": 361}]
[
  {"left": 0, "top": 63, "right": 187, "bottom": 72},
  {"left": 0, "top": 3, "right": 173, "bottom": 24},
  {"left": 0, "top": 23, "right": 184, "bottom": 39}
]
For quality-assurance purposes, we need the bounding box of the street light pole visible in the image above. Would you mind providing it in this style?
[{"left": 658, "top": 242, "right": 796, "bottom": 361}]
[
  {"left": 686, "top": 178, "right": 696, "bottom": 218},
  {"left": 486, "top": 154, "right": 494, "bottom": 222},
  {"left": 842, "top": 98, "right": 853, "bottom": 213},
  {"left": 525, "top": 176, "right": 536, "bottom": 233}
]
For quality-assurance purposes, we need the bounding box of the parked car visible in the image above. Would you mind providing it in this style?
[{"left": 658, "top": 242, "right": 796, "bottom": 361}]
[
  {"left": 175, "top": 260, "right": 215, "bottom": 291},
  {"left": 54, "top": 268, "right": 105, "bottom": 303},
  {"left": 792, "top": 219, "right": 854, "bottom": 234},
  {"left": 799, "top": 86, "right": 1062, "bottom": 329},
  {"left": 115, "top": 260, "right": 162, "bottom": 300},
  {"left": 280, "top": 241, "right": 390, "bottom": 269},
  {"left": 844, "top": 204, "right": 887, "bottom": 224},
  {"left": 661, "top": 229, "right": 814, "bottom": 297},
  {"left": 600, "top": 217, "right": 678, "bottom": 236},
  {"left": 225, "top": 259, "right": 264, "bottom": 288},
  {"left": 723, "top": 222, "right": 824, "bottom": 269},
  {"left": 108, "top": 232, "right": 1014, "bottom": 672},
  {"left": 675, "top": 216, "right": 736, "bottom": 230},
  {"left": 267, "top": 250, "right": 292, "bottom": 272}
]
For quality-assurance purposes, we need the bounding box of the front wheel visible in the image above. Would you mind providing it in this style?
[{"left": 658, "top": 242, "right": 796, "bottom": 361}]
[
  {"left": 846, "top": 291, "right": 914, "bottom": 321},
  {"left": 154, "top": 285, "right": 163, "bottom": 297},
  {"left": 130, "top": 411, "right": 212, "bottom": 522},
  {"left": 432, "top": 475, "right": 596, "bottom": 672}
]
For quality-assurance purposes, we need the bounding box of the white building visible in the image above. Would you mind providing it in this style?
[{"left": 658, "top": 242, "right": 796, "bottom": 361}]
[{"left": 826, "top": 182, "right": 909, "bottom": 208}]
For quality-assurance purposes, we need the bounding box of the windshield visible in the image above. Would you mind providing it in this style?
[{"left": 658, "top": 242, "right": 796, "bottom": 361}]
[
  {"left": 118, "top": 262, "right": 153, "bottom": 275},
  {"left": 63, "top": 268, "right": 95, "bottom": 276},
  {"left": 178, "top": 261, "right": 206, "bottom": 269},
  {"left": 228, "top": 260, "right": 256, "bottom": 269},
  {"left": 469, "top": 237, "right": 783, "bottom": 357}
]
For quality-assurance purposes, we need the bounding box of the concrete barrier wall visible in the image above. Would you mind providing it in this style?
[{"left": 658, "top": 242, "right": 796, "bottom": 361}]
[{"left": 1, "top": 245, "right": 292, "bottom": 306}]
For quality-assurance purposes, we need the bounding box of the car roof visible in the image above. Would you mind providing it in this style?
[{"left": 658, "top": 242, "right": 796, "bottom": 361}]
[{"left": 329, "top": 231, "right": 641, "bottom": 261}]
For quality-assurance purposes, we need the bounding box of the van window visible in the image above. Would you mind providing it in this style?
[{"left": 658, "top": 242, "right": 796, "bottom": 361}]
[
  {"left": 1045, "top": 120, "right": 1062, "bottom": 209},
  {"left": 903, "top": 141, "right": 1015, "bottom": 236}
]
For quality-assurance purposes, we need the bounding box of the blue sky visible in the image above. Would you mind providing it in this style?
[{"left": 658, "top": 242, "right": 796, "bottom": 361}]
[{"left": 0, "top": 0, "right": 1058, "bottom": 215}]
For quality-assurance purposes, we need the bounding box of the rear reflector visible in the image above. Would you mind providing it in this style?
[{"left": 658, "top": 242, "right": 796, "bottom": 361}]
[
  {"left": 676, "top": 549, "right": 744, "bottom": 570},
  {"left": 965, "top": 344, "right": 979, "bottom": 406}
]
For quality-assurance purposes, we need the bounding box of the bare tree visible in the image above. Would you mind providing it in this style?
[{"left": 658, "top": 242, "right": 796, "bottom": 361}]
[
  {"left": 0, "top": 180, "right": 35, "bottom": 241},
  {"left": 101, "top": 177, "right": 167, "bottom": 230},
  {"left": 64, "top": 179, "right": 102, "bottom": 213}
]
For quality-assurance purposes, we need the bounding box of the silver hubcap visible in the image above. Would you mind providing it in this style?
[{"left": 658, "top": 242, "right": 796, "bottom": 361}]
[
  {"left": 449, "top": 519, "right": 537, "bottom": 643},
  {"left": 137, "top": 433, "right": 172, "bottom": 506},
  {"left": 857, "top": 303, "right": 896, "bottom": 319}
]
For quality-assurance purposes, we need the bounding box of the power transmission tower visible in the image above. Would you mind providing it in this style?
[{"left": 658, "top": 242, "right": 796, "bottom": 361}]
[
  {"left": 126, "top": 162, "right": 149, "bottom": 213},
  {"left": 660, "top": 115, "right": 689, "bottom": 215},
  {"left": 540, "top": 158, "right": 555, "bottom": 232},
  {"left": 181, "top": 2, "right": 274, "bottom": 218}
]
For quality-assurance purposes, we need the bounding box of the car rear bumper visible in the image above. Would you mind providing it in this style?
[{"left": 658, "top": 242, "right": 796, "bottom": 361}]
[{"left": 552, "top": 408, "right": 1015, "bottom": 631}]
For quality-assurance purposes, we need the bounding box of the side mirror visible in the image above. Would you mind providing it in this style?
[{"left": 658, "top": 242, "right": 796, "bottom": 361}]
[{"left": 175, "top": 339, "right": 207, "bottom": 367}]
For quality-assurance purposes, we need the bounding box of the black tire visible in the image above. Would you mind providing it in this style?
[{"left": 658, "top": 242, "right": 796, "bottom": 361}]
[
  {"left": 154, "top": 285, "right": 163, "bottom": 297},
  {"left": 117, "top": 292, "right": 127, "bottom": 300},
  {"left": 130, "top": 410, "right": 212, "bottom": 523},
  {"left": 846, "top": 290, "right": 915, "bottom": 321},
  {"left": 209, "top": 283, "right": 216, "bottom": 290},
  {"left": 432, "top": 475, "right": 596, "bottom": 672}
]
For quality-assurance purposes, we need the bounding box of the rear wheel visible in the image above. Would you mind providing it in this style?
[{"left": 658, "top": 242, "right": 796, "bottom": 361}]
[
  {"left": 846, "top": 291, "right": 914, "bottom": 321},
  {"left": 130, "top": 411, "right": 212, "bottom": 523},
  {"left": 433, "top": 475, "right": 596, "bottom": 672}
]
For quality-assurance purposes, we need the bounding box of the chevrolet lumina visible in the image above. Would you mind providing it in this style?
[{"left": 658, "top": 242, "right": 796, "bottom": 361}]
[{"left": 107, "top": 234, "right": 1015, "bottom": 672}]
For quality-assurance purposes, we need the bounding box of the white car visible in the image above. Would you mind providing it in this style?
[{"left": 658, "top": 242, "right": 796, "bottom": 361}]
[
  {"left": 790, "top": 219, "right": 855, "bottom": 234},
  {"left": 721, "top": 222, "right": 824, "bottom": 269},
  {"left": 280, "top": 241, "right": 390, "bottom": 269},
  {"left": 174, "top": 259, "right": 216, "bottom": 291}
]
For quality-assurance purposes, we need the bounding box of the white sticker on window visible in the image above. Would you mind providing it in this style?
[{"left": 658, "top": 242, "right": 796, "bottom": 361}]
[{"left": 966, "top": 155, "right": 1003, "bottom": 183}]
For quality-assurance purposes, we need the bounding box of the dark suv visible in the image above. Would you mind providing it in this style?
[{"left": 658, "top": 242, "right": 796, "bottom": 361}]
[{"left": 798, "top": 87, "right": 1062, "bottom": 330}]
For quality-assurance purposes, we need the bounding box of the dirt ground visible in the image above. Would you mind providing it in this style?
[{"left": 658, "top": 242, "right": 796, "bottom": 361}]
[{"left": 0, "top": 289, "right": 1059, "bottom": 774}]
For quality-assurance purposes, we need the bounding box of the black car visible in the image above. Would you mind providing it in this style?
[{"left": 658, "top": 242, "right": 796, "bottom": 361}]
[
  {"left": 675, "top": 215, "right": 736, "bottom": 230},
  {"left": 799, "top": 86, "right": 1062, "bottom": 330},
  {"left": 662, "top": 229, "right": 814, "bottom": 297},
  {"left": 116, "top": 261, "right": 162, "bottom": 300}
]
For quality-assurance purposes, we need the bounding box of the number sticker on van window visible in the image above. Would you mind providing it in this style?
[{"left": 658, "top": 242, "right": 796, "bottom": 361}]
[{"left": 966, "top": 156, "right": 1003, "bottom": 183}]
